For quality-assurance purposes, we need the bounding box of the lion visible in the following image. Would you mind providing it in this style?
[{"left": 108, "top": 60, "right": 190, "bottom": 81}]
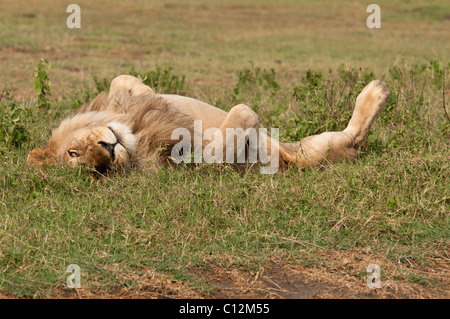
[{"left": 27, "top": 75, "right": 390, "bottom": 174}]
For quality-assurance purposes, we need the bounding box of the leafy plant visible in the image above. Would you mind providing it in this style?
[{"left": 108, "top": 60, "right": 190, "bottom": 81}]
[
  {"left": 129, "top": 65, "right": 186, "bottom": 94},
  {"left": 288, "top": 65, "right": 375, "bottom": 141},
  {"left": 93, "top": 75, "right": 111, "bottom": 93},
  {"left": 92, "top": 66, "right": 187, "bottom": 95},
  {"left": 232, "top": 64, "right": 280, "bottom": 103},
  {"left": 0, "top": 88, "right": 30, "bottom": 154},
  {"left": 34, "top": 58, "right": 52, "bottom": 110}
]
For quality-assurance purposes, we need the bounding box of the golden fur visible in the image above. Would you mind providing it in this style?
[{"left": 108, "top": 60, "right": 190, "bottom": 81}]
[
  {"left": 28, "top": 75, "right": 391, "bottom": 174},
  {"left": 28, "top": 89, "right": 196, "bottom": 172}
]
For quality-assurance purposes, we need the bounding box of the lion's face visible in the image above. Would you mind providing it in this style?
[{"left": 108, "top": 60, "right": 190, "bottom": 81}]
[
  {"left": 60, "top": 122, "right": 136, "bottom": 171},
  {"left": 28, "top": 120, "right": 137, "bottom": 173}
]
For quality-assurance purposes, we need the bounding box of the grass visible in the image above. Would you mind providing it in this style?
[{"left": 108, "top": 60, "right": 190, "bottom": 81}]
[{"left": 0, "top": 0, "right": 449, "bottom": 298}]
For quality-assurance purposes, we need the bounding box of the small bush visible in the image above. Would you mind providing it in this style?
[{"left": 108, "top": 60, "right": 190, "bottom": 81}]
[
  {"left": 34, "top": 58, "right": 52, "bottom": 110},
  {"left": 93, "top": 66, "right": 187, "bottom": 95},
  {"left": 0, "top": 89, "right": 30, "bottom": 154},
  {"left": 129, "top": 65, "right": 186, "bottom": 94},
  {"left": 232, "top": 65, "right": 280, "bottom": 103},
  {"left": 288, "top": 65, "right": 374, "bottom": 140}
]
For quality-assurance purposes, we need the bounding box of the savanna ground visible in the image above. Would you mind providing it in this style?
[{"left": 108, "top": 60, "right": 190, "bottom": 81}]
[{"left": 0, "top": 0, "right": 449, "bottom": 299}]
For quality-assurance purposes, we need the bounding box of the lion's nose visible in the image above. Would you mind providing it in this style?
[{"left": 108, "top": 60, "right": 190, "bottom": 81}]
[{"left": 98, "top": 141, "right": 118, "bottom": 161}]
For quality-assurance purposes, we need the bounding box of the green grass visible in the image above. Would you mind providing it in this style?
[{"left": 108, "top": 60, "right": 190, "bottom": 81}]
[
  {"left": 1, "top": 60, "right": 449, "bottom": 297},
  {"left": 0, "top": 0, "right": 449, "bottom": 298}
]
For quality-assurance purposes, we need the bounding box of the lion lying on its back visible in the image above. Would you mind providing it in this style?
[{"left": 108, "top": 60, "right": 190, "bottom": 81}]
[{"left": 28, "top": 75, "right": 391, "bottom": 174}]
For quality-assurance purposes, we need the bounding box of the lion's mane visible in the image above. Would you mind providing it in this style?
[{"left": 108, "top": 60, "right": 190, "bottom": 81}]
[{"left": 79, "top": 91, "right": 195, "bottom": 165}]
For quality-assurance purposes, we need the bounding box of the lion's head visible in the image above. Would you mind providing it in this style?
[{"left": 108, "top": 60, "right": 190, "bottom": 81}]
[
  {"left": 28, "top": 111, "right": 137, "bottom": 173},
  {"left": 27, "top": 88, "right": 195, "bottom": 173}
]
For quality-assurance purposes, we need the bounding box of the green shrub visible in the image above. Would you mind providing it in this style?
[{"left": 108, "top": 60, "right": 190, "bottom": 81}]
[
  {"left": 232, "top": 65, "right": 280, "bottom": 103},
  {"left": 34, "top": 58, "right": 52, "bottom": 110},
  {"left": 0, "top": 89, "right": 30, "bottom": 154},
  {"left": 93, "top": 66, "right": 187, "bottom": 95},
  {"left": 288, "top": 65, "right": 375, "bottom": 140},
  {"left": 129, "top": 65, "right": 186, "bottom": 94}
]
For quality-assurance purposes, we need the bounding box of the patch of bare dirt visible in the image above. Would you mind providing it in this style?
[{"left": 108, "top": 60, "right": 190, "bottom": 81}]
[
  {"left": 196, "top": 257, "right": 448, "bottom": 299},
  {"left": 1, "top": 250, "right": 448, "bottom": 299},
  {"left": 0, "top": 291, "right": 16, "bottom": 299}
]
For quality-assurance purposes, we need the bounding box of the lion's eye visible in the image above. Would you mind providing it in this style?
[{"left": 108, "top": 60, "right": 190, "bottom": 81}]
[{"left": 68, "top": 150, "right": 79, "bottom": 157}]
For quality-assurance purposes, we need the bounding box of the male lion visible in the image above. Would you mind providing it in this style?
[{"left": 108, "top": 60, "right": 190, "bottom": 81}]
[{"left": 27, "top": 75, "right": 390, "bottom": 174}]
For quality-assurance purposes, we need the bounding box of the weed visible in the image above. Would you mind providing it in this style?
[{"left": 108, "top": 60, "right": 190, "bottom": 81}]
[
  {"left": 93, "top": 66, "right": 187, "bottom": 95},
  {"left": 0, "top": 89, "right": 30, "bottom": 154},
  {"left": 129, "top": 65, "right": 186, "bottom": 94},
  {"left": 287, "top": 65, "right": 374, "bottom": 141},
  {"left": 232, "top": 64, "right": 280, "bottom": 104},
  {"left": 34, "top": 58, "right": 52, "bottom": 110}
]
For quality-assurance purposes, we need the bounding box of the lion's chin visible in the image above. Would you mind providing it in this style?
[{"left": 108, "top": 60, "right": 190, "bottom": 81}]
[
  {"left": 111, "top": 143, "right": 132, "bottom": 167},
  {"left": 107, "top": 121, "right": 137, "bottom": 155}
]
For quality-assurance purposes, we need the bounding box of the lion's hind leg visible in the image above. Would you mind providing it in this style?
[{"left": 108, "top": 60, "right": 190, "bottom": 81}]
[
  {"left": 343, "top": 80, "right": 390, "bottom": 148},
  {"left": 279, "top": 80, "right": 390, "bottom": 168},
  {"left": 287, "top": 131, "right": 358, "bottom": 168},
  {"left": 203, "top": 104, "right": 260, "bottom": 164}
]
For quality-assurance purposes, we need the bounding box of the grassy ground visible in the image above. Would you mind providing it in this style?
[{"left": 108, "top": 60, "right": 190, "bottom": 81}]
[{"left": 0, "top": 0, "right": 449, "bottom": 298}]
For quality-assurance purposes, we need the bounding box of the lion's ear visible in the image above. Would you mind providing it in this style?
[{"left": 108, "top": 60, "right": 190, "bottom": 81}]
[{"left": 27, "top": 147, "right": 55, "bottom": 166}]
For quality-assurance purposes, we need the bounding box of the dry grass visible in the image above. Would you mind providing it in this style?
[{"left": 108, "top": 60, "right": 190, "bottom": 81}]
[{"left": 16, "top": 250, "right": 447, "bottom": 299}]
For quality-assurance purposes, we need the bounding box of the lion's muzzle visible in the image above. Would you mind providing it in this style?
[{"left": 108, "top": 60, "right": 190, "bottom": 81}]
[{"left": 98, "top": 140, "right": 118, "bottom": 162}]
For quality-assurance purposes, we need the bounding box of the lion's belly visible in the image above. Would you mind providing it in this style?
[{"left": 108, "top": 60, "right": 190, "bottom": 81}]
[{"left": 160, "top": 94, "right": 228, "bottom": 131}]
